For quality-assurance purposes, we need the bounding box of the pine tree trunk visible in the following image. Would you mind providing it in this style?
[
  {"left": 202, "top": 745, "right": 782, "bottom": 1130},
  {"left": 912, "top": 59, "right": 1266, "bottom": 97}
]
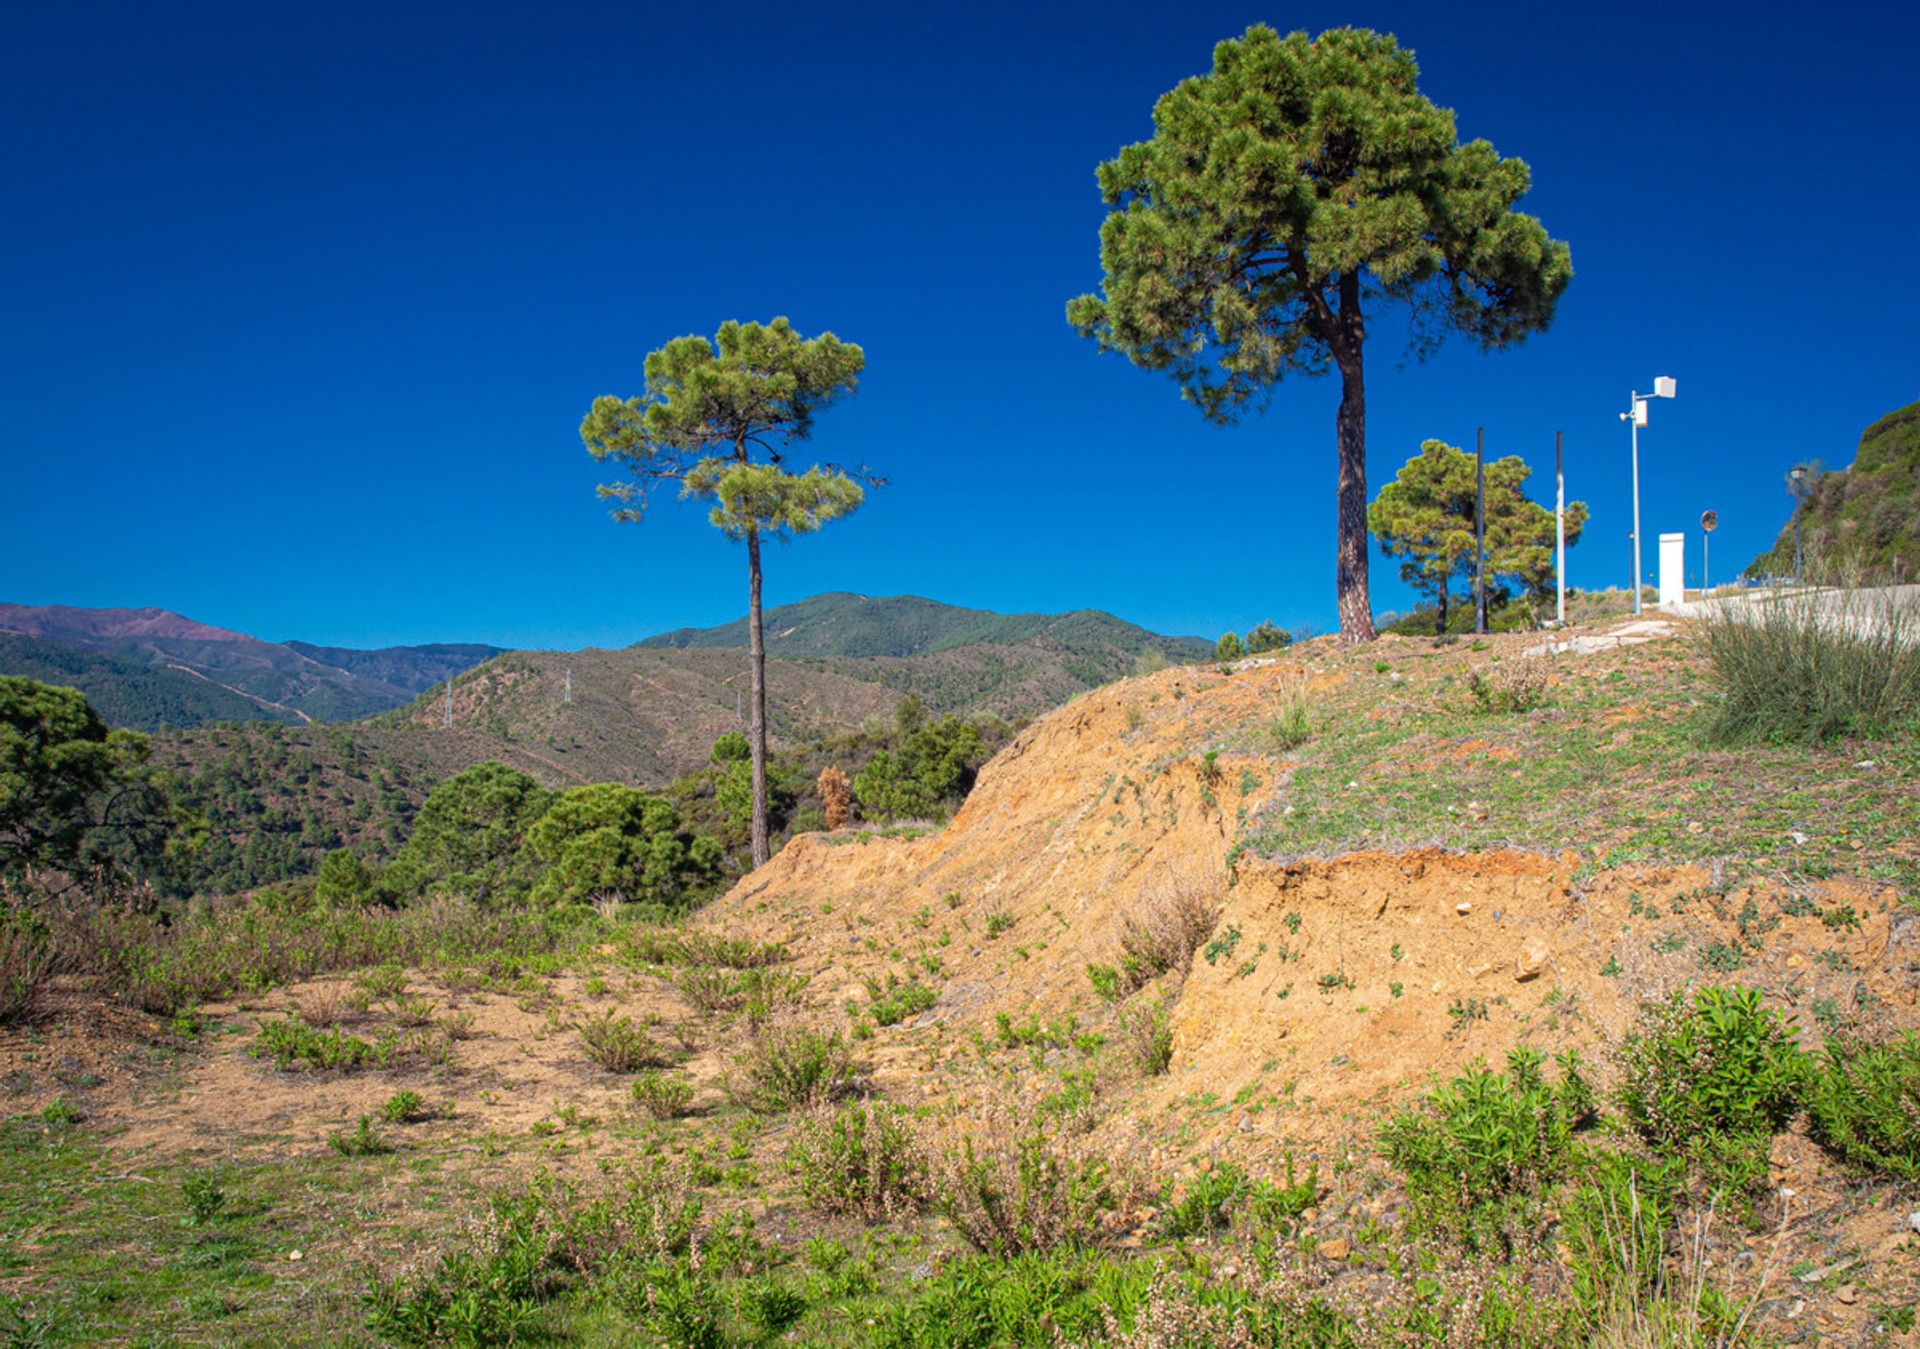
[
  {"left": 1332, "top": 354, "right": 1375, "bottom": 643},
  {"left": 1436, "top": 580, "right": 1449, "bottom": 636},
  {"left": 746, "top": 526, "right": 770, "bottom": 868}
]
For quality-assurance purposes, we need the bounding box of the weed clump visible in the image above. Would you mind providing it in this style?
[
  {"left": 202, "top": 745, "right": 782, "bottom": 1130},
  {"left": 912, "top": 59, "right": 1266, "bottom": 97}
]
[
  {"left": 1381, "top": 1047, "right": 1595, "bottom": 1254},
  {"left": 575, "top": 1009, "right": 669, "bottom": 1073},
  {"left": 732, "top": 1027, "right": 856, "bottom": 1113},
  {"left": 1702, "top": 580, "right": 1920, "bottom": 742},
  {"left": 789, "top": 1101, "right": 929, "bottom": 1220},
  {"left": 1803, "top": 1030, "right": 1920, "bottom": 1180},
  {"left": 1466, "top": 657, "right": 1550, "bottom": 714},
  {"left": 631, "top": 1070, "right": 695, "bottom": 1120},
  {"left": 1116, "top": 875, "right": 1219, "bottom": 990},
  {"left": 251, "top": 1016, "right": 380, "bottom": 1071},
  {"left": 329, "top": 1116, "right": 391, "bottom": 1157},
  {"left": 929, "top": 1102, "right": 1143, "bottom": 1256}
]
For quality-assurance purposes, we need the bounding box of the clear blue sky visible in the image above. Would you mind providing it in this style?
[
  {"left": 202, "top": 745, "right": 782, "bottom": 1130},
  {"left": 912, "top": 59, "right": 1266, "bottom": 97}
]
[{"left": 4, "top": 0, "right": 1916, "bottom": 649}]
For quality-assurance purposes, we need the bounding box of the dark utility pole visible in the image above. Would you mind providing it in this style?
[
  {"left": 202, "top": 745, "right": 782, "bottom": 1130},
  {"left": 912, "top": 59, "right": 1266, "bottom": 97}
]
[{"left": 1475, "top": 426, "right": 1488, "bottom": 634}]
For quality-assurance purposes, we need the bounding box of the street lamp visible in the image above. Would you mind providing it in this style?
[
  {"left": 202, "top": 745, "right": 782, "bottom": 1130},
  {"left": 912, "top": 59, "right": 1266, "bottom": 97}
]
[
  {"left": 1619, "top": 375, "right": 1677, "bottom": 615},
  {"left": 1786, "top": 465, "right": 1810, "bottom": 581}
]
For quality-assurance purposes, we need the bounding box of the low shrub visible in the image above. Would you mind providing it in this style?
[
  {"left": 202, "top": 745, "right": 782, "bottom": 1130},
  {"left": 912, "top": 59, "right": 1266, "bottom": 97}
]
[
  {"left": 866, "top": 976, "right": 938, "bottom": 1027},
  {"left": 1160, "top": 1160, "right": 1252, "bottom": 1238},
  {"left": 732, "top": 1027, "right": 856, "bottom": 1113},
  {"left": 1615, "top": 986, "right": 1804, "bottom": 1152},
  {"left": 366, "top": 1165, "right": 709, "bottom": 1345},
  {"left": 180, "top": 1168, "right": 226, "bottom": 1226},
  {"left": 0, "top": 897, "right": 54, "bottom": 1025},
  {"left": 1116, "top": 876, "right": 1219, "bottom": 990},
  {"left": 576, "top": 1009, "right": 669, "bottom": 1073},
  {"left": 329, "top": 1116, "right": 391, "bottom": 1157},
  {"left": 1380, "top": 1047, "right": 1596, "bottom": 1254},
  {"left": 251, "top": 1016, "right": 380, "bottom": 1071},
  {"left": 382, "top": 1090, "right": 428, "bottom": 1124},
  {"left": 789, "top": 1101, "right": 930, "bottom": 1220},
  {"left": 1116, "top": 1000, "right": 1173, "bottom": 1076},
  {"left": 631, "top": 1070, "right": 695, "bottom": 1120},
  {"left": 1804, "top": 1031, "right": 1920, "bottom": 1180},
  {"left": 1702, "top": 580, "right": 1920, "bottom": 742},
  {"left": 930, "top": 1103, "right": 1142, "bottom": 1256},
  {"left": 1465, "top": 657, "right": 1550, "bottom": 714},
  {"left": 875, "top": 1250, "right": 1153, "bottom": 1348}
]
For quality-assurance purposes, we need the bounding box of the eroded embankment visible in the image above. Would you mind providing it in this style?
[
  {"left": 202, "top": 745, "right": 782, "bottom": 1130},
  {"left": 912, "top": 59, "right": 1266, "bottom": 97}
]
[{"left": 700, "top": 659, "right": 1918, "bottom": 1134}]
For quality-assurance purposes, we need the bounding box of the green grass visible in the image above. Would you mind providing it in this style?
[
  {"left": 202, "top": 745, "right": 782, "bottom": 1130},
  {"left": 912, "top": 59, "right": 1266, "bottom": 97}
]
[
  {"left": 1238, "top": 644, "right": 1920, "bottom": 891},
  {"left": 0, "top": 1114, "right": 428, "bottom": 1345}
]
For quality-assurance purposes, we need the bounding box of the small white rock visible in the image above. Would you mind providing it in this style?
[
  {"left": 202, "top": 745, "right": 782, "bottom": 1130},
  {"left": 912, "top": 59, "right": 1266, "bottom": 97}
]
[
  {"left": 1908, "top": 1210, "right": 1920, "bottom": 1234},
  {"left": 289, "top": 1250, "right": 303, "bottom": 1262}
]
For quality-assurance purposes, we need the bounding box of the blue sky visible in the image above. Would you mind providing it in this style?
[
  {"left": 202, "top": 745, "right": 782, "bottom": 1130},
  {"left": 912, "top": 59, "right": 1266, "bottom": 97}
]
[{"left": 3, "top": 0, "right": 1916, "bottom": 649}]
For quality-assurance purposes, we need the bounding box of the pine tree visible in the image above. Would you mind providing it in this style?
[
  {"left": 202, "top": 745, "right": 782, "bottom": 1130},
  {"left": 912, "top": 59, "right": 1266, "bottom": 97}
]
[
  {"left": 1069, "top": 26, "right": 1571, "bottom": 641},
  {"left": 581, "top": 319, "right": 875, "bottom": 867}
]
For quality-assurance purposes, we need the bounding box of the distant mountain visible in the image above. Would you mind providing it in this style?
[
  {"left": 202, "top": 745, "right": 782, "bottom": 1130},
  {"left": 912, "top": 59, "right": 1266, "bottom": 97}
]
[
  {"left": 0, "top": 604, "right": 502, "bottom": 729},
  {"left": 367, "top": 597, "right": 1210, "bottom": 784},
  {"left": 640, "top": 592, "right": 1210, "bottom": 664},
  {"left": 0, "top": 633, "right": 302, "bottom": 730},
  {"left": 1747, "top": 398, "right": 1920, "bottom": 578}
]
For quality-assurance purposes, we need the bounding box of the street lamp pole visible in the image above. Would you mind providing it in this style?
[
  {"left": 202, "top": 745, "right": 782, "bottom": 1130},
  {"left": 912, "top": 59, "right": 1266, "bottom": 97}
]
[
  {"left": 1475, "top": 426, "right": 1487, "bottom": 634},
  {"left": 1620, "top": 376, "right": 1677, "bottom": 615},
  {"left": 1788, "top": 466, "right": 1808, "bottom": 581},
  {"left": 1554, "top": 430, "right": 1566, "bottom": 626}
]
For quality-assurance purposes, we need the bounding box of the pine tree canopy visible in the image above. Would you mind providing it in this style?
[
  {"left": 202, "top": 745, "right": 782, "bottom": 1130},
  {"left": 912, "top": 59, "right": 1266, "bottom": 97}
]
[{"left": 1066, "top": 26, "right": 1572, "bottom": 422}]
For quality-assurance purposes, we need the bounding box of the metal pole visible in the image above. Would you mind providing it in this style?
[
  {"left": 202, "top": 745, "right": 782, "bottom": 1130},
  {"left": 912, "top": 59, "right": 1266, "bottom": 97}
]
[
  {"left": 1475, "top": 427, "right": 1487, "bottom": 634},
  {"left": 1703, "top": 532, "right": 1709, "bottom": 595},
  {"left": 1630, "top": 411, "right": 1643, "bottom": 615},
  {"left": 1555, "top": 430, "right": 1566, "bottom": 626},
  {"left": 443, "top": 681, "right": 452, "bottom": 727},
  {"left": 1794, "top": 502, "right": 1803, "bottom": 581}
]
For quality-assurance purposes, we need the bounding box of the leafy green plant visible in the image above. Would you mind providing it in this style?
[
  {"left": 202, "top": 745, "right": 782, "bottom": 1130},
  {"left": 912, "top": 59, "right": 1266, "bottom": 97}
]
[
  {"left": 1803, "top": 1031, "right": 1920, "bottom": 1180},
  {"left": 575, "top": 1009, "right": 668, "bottom": 1072},
  {"left": 1615, "top": 986, "right": 1805, "bottom": 1151},
  {"left": 865, "top": 975, "right": 938, "bottom": 1027},
  {"left": 329, "top": 1116, "right": 391, "bottom": 1157},
  {"left": 631, "top": 1070, "right": 695, "bottom": 1120},
  {"left": 1117, "top": 1000, "right": 1173, "bottom": 1076},
  {"left": 984, "top": 911, "right": 1014, "bottom": 938},
  {"left": 1381, "top": 1047, "right": 1596, "bottom": 1254},
  {"left": 789, "top": 1101, "right": 929, "bottom": 1220},
  {"left": 180, "top": 1168, "right": 226, "bottom": 1226},
  {"left": 382, "top": 1090, "right": 428, "bottom": 1124},
  {"left": 733, "top": 1027, "right": 856, "bottom": 1113},
  {"left": 252, "top": 1017, "right": 380, "bottom": 1071}
]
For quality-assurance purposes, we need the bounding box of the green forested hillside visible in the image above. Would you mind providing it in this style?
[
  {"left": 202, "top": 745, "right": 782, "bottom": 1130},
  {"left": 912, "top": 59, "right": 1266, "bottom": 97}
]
[
  {"left": 1747, "top": 398, "right": 1920, "bottom": 577},
  {"left": 0, "top": 633, "right": 302, "bottom": 730},
  {"left": 639, "top": 592, "right": 1210, "bottom": 663}
]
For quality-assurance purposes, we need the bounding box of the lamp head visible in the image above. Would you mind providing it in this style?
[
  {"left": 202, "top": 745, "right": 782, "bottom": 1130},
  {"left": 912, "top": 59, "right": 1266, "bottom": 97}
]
[{"left": 1653, "top": 376, "right": 1677, "bottom": 399}]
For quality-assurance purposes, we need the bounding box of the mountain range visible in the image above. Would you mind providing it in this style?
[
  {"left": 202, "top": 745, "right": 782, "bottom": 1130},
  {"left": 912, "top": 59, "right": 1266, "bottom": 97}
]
[{"left": 0, "top": 604, "right": 502, "bottom": 730}]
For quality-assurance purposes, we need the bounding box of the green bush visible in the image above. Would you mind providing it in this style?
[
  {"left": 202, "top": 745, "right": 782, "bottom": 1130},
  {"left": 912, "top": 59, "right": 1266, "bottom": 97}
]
[
  {"left": 789, "top": 1101, "right": 929, "bottom": 1220},
  {"left": 180, "top": 1168, "right": 226, "bottom": 1226},
  {"left": 1804, "top": 1032, "right": 1920, "bottom": 1179},
  {"left": 874, "top": 1251, "right": 1152, "bottom": 1348},
  {"left": 575, "top": 1009, "right": 669, "bottom": 1073},
  {"left": 382, "top": 1090, "right": 428, "bottom": 1124},
  {"left": 251, "top": 1017, "right": 380, "bottom": 1071},
  {"left": 631, "top": 1070, "right": 695, "bottom": 1120},
  {"left": 1702, "top": 583, "right": 1920, "bottom": 742},
  {"left": 329, "top": 1116, "right": 391, "bottom": 1157},
  {"left": 1380, "top": 1047, "right": 1595, "bottom": 1253},
  {"left": 733, "top": 1027, "right": 856, "bottom": 1113},
  {"left": 1615, "top": 986, "right": 1804, "bottom": 1150},
  {"left": 866, "top": 975, "right": 938, "bottom": 1027}
]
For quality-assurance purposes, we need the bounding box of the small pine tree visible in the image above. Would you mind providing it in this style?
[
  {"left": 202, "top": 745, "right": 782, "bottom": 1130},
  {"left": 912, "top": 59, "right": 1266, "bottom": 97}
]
[{"left": 1215, "top": 632, "right": 1247, "bottom": 662}]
